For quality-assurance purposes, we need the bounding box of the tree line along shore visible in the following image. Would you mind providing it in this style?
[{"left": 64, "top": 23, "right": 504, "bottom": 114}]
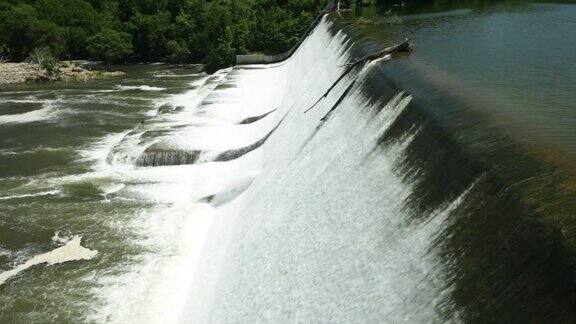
[{"left": 0, "top": 0, "right": 326, "bottom": 76}]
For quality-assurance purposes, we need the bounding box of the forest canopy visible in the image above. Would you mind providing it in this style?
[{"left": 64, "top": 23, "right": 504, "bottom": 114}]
[{"left": 0, "top": 0, "right": 325, "bottom": 71}]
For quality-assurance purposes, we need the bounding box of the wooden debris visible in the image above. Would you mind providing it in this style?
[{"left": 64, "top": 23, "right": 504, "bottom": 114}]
[{"left": 304, "top": 38, "right": 413, "bottom": 113}]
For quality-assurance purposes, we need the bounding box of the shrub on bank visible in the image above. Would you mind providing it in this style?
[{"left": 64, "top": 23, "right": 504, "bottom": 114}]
[{"left": 27, "top": 47, "right": 60, "bottom": 79}]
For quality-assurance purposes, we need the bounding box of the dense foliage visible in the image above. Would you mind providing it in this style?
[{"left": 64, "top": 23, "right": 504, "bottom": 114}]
[
  {"left": 0, "top": 0, "right": 325, "bottom": 71},
  {"left": 27, "top": 46, "right": 60, "bottom": 77}
]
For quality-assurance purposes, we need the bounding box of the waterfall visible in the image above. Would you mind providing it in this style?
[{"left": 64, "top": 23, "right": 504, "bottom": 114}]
[{"left": 98, "top": 13, "right": 576, "bottom": 324}]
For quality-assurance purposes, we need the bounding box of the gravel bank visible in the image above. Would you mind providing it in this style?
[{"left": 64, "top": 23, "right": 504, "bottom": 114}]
[{"left": 0, "top": 62, "right": 125, "bottom": 85}]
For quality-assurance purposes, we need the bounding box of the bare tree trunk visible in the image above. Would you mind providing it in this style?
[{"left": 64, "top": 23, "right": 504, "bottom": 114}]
[{"left": 305, "top": 39, "right": 412, "bottom": 113}]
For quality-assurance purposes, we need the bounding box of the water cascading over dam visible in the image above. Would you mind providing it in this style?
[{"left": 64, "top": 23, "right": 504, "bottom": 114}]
[{"left": 103, "top": 12, "right": 576, "bottom": 323}]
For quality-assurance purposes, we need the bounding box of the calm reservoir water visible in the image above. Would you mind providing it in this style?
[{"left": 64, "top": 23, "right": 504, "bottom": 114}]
[{"left": 350, "top": 0, "right": 576, "bottom": 160}]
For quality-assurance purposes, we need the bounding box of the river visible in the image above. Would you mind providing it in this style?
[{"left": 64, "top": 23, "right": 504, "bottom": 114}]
[
  {"left": 1, "top": 0, "right": 576, "bottom": 322},
  {"left": 0, "top": 65, "right": 215, "bottom": 322}
]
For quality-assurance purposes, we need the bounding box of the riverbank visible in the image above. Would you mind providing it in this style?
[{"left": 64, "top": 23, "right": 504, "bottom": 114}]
[{"left": 0, "top": 62, "right": 125, "bottom": 85}]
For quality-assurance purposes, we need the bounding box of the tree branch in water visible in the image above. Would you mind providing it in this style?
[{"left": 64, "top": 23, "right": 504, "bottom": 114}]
[{"left": 305, "top": 38, "right": 413, "bottom": 113}]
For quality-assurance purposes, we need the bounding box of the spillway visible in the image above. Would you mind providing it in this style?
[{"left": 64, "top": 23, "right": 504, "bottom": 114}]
[{"left": 106, "top": 12, "right": 576, "bottom": 323}]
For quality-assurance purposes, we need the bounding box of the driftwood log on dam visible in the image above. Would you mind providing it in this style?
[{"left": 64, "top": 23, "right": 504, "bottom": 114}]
[{"left": 305, "top": 38, "right": 413, "bottom": 113}]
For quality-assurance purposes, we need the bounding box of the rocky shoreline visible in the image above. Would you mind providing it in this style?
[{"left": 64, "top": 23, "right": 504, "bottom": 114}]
[{"left": 0, "top": 61, "right": 125, "bottom": 85}]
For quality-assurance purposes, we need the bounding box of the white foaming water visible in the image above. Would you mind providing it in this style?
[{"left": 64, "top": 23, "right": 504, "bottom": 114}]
[
  {"left": 88, "top": 202, "right": 215, "bottom": 324},
  {"left": 150, "top": 73, "right": 214, "bottom": 116},
  {"left": 0, "top": 98, "right": 47, "bottom": 104},
  {"left": 84, "top": 17, "right": 365, "bottom": 322},
  {"left": 81, "top": 131, "right": 132, "bottom": 171},
  {"left": 100, "top": 183, "right": 126, "bottom": 201},
  {"left": 105, "top": 68, "right": 264, "bottom": 167},
  {"left": 77, "top": 15, "right": 468, "bottom": 323},
  {"left": 175, "top": 17, "right": 462, "bottom": 323},
  {"left": 0, "top": 248, "right": 10, "bottom": 258},
  {"left": 51, "top": 231, "right": 72, "bottom": 245},
  {"left": 0, "top": 100, "right": 60, "bottom": 125},
  {"left": 0, "top": 146, "right": 69, "bottom": 156},
  {"left": 70, "top": 73, "right": 273, "bottom": 320},
  {"left": 0, "top": 236, "right": 98, "bottom": 286},
  {"left": 153, "top": 72, "right": 206, "bottom": 79},
  {"left": 0, "top": 189, "right": 61, "bottom": 201},
  {"left": 82, "top": 49, "right": 270, "bottom": 323},
  {"left": 115, "top": 85, "right": 167, "bottom": 91}
]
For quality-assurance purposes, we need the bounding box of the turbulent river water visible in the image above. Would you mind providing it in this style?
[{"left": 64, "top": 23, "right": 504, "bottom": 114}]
[{"left": 1, "top": 1, "right": 576, "bottom": 323}]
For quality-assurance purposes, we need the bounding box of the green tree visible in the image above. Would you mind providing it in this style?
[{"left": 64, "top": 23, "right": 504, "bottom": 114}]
[
  {"left": 0, "top": 3, "right": 64, "bottom": 61},
  {"left": 0, "top": 0, "right": 326, "bottom": 71},
  {"left": 205, "top": 26, "right": 235, "bottom": 72},
  {"left": 128, "top": 11, "right": 172, "bottom": 61},
  {"left": 87, "top": 29, "right": 133, "bottom": 69},
  {"left": 28, "top": 46, "right": 60, "bottom": 78}
]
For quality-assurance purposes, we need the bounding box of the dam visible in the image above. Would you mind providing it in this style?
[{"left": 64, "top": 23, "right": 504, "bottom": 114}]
[
  {"left": 175, "top": 6, "right": 576, "bottom": 323},
  {"left": 1, "top": 1, "right": 576, "bottom": 322},
  {"left": 166, "top": 7, "right": 575, "bottom": 323}
]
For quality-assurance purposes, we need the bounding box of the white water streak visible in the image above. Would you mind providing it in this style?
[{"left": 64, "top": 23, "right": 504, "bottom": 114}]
[
  {"left": 0, "top": 101, "right": 60, "bottom": 125},
  {"left": 0, "top": 236, "right": 98, "bottom": 286}
]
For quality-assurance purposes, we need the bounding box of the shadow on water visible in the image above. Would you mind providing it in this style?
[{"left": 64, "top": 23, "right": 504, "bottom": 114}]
[{"left": 328, "top": 4, "right": 576, "bottom": 320}]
